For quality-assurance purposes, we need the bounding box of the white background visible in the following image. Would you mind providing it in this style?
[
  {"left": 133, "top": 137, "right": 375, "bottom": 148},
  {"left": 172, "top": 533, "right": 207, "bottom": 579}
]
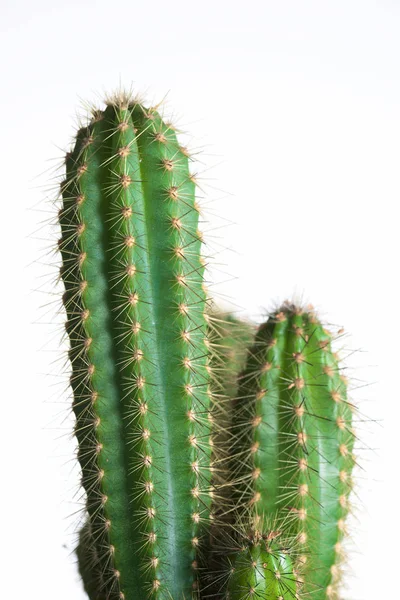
[{"left": 1, "top": 1, "right": 398, "bottom": 598}]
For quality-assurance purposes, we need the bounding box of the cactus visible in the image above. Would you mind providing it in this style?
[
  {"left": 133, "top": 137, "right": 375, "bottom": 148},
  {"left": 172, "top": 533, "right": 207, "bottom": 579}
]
[
  {"left": 231, "top": 303, "right": 355, "bottom": 599},
  {"left": 225, "top": 526, "right": 297, "bottom": 600},
  {"left": 54, "top": 89, "right": 365, "bottom": 600},
  {"left": 58, "top": 93, "right": 212, "bottom": 600}
]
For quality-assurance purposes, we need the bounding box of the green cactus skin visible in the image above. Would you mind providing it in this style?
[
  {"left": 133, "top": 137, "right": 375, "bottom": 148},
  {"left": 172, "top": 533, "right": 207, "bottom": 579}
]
[
  {"left": 232, "top": 303, "right": 355, "bottom": 600},
  {"left": 226, "top": 530, "right": 297, "bottom": 600},
  {"left": 58, "top": 93, "right": 212, "bottom": 600}
]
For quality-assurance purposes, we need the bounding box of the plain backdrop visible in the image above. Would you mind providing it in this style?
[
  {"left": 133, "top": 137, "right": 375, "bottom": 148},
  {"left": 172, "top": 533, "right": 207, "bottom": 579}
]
[{"left": 1, "top": 1, "right": 398, "bottom": 598}]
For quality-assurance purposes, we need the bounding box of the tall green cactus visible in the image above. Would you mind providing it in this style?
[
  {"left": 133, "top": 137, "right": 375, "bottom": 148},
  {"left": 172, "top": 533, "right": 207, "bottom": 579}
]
[
  {"left": 58, "top": 93, "right": 212, "bottom": 600},
  {"left": 231, "top": 303, "right": 355, "bottom": 599}
]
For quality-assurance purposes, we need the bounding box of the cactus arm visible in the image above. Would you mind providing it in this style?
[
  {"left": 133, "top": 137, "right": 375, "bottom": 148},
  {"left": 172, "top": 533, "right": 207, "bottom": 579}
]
[
  {"left": 232, "top": 305, "right": 355, "bottom": 599},
  {"left": 59, "top": 96, "right": 211, "bottom": 600}
]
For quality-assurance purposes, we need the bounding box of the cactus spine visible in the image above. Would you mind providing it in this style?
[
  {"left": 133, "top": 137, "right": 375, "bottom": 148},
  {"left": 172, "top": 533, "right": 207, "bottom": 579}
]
[
  {"left": 58, "top": 94, "right": 212, "bottom": 599},
  {"left": 232, "top": 303, "right": 355, "bottom": 599}
]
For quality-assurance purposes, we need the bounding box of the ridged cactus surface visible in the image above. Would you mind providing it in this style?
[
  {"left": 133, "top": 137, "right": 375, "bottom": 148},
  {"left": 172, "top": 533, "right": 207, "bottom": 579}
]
[
  {"left": 58, "top": 94, "right": 212, "bottom": 600},
  {"left": 226, "top": 530, "right": 297, "bottom": 600},
  {"left": 232, "top": 303, "right": 355, "bottom": 599}
]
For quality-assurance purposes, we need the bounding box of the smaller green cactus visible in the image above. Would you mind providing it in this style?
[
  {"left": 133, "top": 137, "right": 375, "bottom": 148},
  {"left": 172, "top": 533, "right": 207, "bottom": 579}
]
[
  {"left": 231, "top": 302, "right": 356, "bottom": 600},
  {"left": 226, "top": 528, "right": 297, "bottom": 600}
]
